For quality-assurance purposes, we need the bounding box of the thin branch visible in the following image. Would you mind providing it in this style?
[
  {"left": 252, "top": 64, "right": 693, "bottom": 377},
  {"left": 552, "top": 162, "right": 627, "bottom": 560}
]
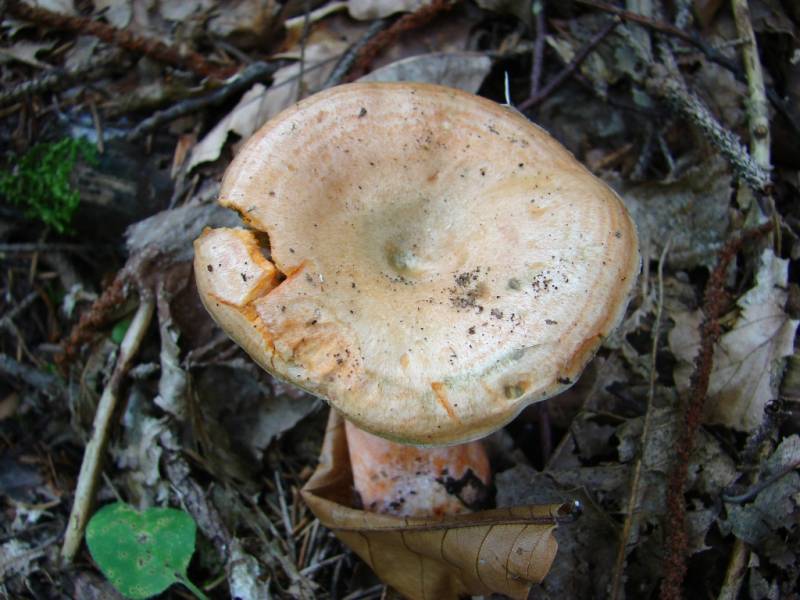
[
  {"left": 6, "top": 0, "right": 231, "bottom": 79},
  {"left": 722, "top": 459, "right": 800, "bottom": 504},
  {"left": 0, "top": 291, "right": 39, "bottom": 331},
  {"left": 646, "top": 66, "right": 770, "bottom": 193},
  {"left": 61, "top": 293, "right": 155, "bottom": 562},
  {"left": 324, "top": 18, "right": 390, "bottom": 88},
  {"left": 576, "top": 0, "right": 800, "bottom": 135},
  {"left": 126, "top": 61, "right": 285, "bottom": 140},
  {"left": 519, "top": 17, "right": 620, "bottom": 111},
  {"left": 717, "top": 540, "right": 750, "bottom": 600},
  {"left": 0, "top": 51, "right": 123, "bottom": 108},
  {"left": 0, "top": 243, "right": 103, "bottom": 253},
  {"left": 576, "top": 0, "right": 695, "bottom": 45},
  {"left": 345, "top": 0, "right": 459, "bottom": 81}
]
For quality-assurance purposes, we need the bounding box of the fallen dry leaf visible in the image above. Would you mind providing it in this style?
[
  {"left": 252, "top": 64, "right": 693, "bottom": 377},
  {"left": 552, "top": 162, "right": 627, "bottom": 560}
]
[
  {"left": 159, "top": 0, "right": 213, "bottom": 21},
  {"left": 187, "top": 40, "right": 347, "bottom": 170},
  {"left": 207, "top": 0, "right": 281, "bottom": 50},
  {"left": 474, "top": 0, "right": 534, "bottom": 26},
  {"left": 669, "top": 249, "right": 799, "bottom": 430},
  {"left": 359, "top": 52, "right": 492, "bottom": 92},
  {"left": 0, "top": 540, "right": 45, "bottom": 581},
  {"left": 301, "top": 411, "right": 565, "bottom": 600},
  {"left": 607, "top": 156, "right": 731, "bottom": 269},
  {"left": 28, "top": 0, "right": 75, "bottom": 14},
  {"left": 348, "top": 0, "right": 429, "bottom": 20},
  {"left": 0, "top": 40, "right": 56, "bottom": 68},
  {"left": 94, "top": 0, "right": 132, "bottom": 28},
  {"left": 719, "top": 435, "right": 800, "bottom": 570}
]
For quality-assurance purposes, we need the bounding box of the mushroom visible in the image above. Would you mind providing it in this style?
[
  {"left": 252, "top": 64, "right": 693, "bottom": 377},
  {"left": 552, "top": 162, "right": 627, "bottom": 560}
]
[{"left": 194, "top": 82, "right": 639, "bottom": 517}]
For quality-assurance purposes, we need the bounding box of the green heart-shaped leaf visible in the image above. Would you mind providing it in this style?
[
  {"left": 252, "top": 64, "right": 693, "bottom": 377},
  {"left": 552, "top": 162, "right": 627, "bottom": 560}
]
[{"left": 86, "top": 502, "right": 200, "bottom": 599}]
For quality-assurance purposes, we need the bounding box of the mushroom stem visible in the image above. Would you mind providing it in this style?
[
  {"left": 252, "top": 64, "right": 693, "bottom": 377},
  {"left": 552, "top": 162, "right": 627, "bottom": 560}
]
[{"left": 344, "top": 419, "right": 492, "bottom": 517}]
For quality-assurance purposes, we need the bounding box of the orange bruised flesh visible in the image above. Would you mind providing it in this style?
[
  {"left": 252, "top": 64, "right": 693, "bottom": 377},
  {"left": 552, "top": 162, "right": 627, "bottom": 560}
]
[{"left": 345, "top": 420, "right": 492, "bottom": 517}]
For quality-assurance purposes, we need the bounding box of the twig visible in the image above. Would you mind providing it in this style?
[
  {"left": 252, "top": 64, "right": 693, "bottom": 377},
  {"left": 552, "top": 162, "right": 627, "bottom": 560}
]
[
  {"left": 164, "top": 452, "right": 231, "bottom": 558},
  {"left": 731, "top": 0, "right": 772, "bottom": 206},
  {"left": 646, "top": 64, "right": 770, "bottom": 194},
  {"left": 0, "top": 242, "right": 102, "bottom": 253},
  {"left": 324, "top": 18, "right": 390, "bottom": 88},
  {"left": 717, "top": 540, "right": 749, "bottom": 600},
  {"left": 61, "top": 293, "right": 155, "bottom": 562},
  {"left": 300, "top": 553, "right": 346, "bottom": 576},
  {"left": 611, "top": 239, "right": 670, "bottom": 600},
  {"left": 518, "top": 17, "right": 620, "bottom": 111},
  {"left": 58, "top": 273, "right": 128, "bottom": 367},
  {"left": 0, "top": 353, "right": 60, "bottom": 395},
  {"left": 345, "top": 0, "right": 459, "bottom": 80},
  {"left": 0, "top": 291, "right": 39, "bottom": 331},
  {"left": 0, "top": 51, "right": 122, "bottom": 108},
  {"left": 296, "top": 0, "right": 312, "bottom": 102},
  {"left": 126, "top": 61, "right": 284, "bottom": 140},
  {"left": 659, "top": 223, "right": 772, "bottom": 600},
  {"left": 529, "top": 1, "right": 547, "bottom": 99},
  {"left": 576, "top": 0, "right": 800, "bottom": 135},
  {"left": 717, "top": 457, "right": 800, "bottom": 599},
  {"left": 6, "top": 0, "right": 231, "bottom": 79},
  {"left": 722, "top": 459, "right": 800, "bottom": 504},
  {"left": 576, "top": 0, "right": 695, "bottom": 45},
  {"left": 275, "top": 471, "right": 297, "bottom": 561}
]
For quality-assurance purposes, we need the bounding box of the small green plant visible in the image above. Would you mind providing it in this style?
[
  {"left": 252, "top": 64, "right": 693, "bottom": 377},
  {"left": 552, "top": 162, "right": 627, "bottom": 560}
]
[
  {"left": 85, "top": 502, "right": 209, "bottom": 600},
  {"left": 0, "top": 137, "right": 97, "bottom": 233},
  {"left": 111, "top": 317, "right": 132, "bottom": 344}
]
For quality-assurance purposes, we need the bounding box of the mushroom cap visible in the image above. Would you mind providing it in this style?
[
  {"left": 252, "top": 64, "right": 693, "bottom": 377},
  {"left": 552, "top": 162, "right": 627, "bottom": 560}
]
[{"left": 194, "top": 82, "right": 640, "bottom": 446}]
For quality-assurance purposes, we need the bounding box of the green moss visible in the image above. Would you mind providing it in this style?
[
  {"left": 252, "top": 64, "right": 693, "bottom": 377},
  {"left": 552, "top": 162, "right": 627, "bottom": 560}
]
[{"left": 0, "top": 137, "right": 97, "bottom": 233}]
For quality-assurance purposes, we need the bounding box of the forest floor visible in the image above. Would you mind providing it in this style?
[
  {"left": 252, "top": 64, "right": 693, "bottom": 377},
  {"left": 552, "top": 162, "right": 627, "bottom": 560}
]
[{"left": 1, "top": 0, "right": 799, "bottom": 598}]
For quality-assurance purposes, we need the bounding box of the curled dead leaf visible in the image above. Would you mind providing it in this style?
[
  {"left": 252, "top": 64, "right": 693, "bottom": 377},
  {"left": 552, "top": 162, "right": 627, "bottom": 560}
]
[{"left": 301, "top": 411, "right": 567, "bottom": 599}]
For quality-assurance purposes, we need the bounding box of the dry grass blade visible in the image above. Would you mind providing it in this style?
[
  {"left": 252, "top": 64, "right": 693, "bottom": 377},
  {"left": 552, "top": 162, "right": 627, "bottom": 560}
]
[{"left": 610, "top": 239, "right": 670, "bottom": 599}]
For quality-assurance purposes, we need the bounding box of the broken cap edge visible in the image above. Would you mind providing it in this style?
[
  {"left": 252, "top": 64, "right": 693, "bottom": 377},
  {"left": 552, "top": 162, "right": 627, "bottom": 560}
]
[{"left": 193, "top": 82, "right": 641, "bottom": 446}]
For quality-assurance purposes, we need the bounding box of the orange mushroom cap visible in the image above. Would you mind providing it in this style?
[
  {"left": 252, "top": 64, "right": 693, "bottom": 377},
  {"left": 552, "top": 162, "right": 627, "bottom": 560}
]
[{"left": 194, "top": 82, "right": 640, "bottom": 446}]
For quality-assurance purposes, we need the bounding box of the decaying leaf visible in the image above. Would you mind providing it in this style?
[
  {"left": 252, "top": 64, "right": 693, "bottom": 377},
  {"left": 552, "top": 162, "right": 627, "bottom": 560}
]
[
  {"left": 0, "top": 539, "right": 45, "bottom": 582},
  {"left": 720, "top": 435, "right": 800, "bottom": 569},
  {"left": 608, "top": 155, "right": 731, "bottom": 269},
  {"left": 359, "top": 52, "right": 492, "bottom": 92},
  {"left": 154, "top": 284, "right": 188, "bottom": 419},
  {"left": 157, "top": 0, "right": 214, "bottom": 22},
  {"left": 227, "top": 539, "right": 271, "bottom": 600},
  {"left": 28, "top": 0, "right": 75, "bottom": 14},
  {"left": 0, "top": 40, "right": 56, "bottom": 68},
  {"left": 126, "top": 201, "right": 242, "bottom": 261},
  {"left": 196, "top": 365, "right": 319, "bottom": 461},
  {"left": 187, "top": 40, "right": 347, "bottom": 170},
  {"left": 348, "top": 0, "right": 429, "bottom": 20},
  {"left": 495, "top": 464, "right": 618, "bottom": 599},
  {"left": 94, "top": 0, "right": 132, "bottom": 28},
  {"left": 301, "top": 411, "right": 565, "bottom": 600},
  {"left": 207, "top": 0, "right": 281, "bottom": 49},
  {"left": 669, "top": 250, "right": 799, "bottom": 430},
  {"left": 115, "top": 409, "right": 171, "bottom": 505},
  {"left": 474, "top": 0, "right": 535, "bottom": 27}
]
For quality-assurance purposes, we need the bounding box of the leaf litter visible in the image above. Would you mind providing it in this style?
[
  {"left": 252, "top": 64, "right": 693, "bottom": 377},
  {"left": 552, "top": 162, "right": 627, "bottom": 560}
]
[{"left": 1, "top": 0, "right": 800, "bottom": 598}]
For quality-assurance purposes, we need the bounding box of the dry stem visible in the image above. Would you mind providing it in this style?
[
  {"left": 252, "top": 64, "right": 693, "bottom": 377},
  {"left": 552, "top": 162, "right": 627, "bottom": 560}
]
[
  {"left": 6, "top": 0, "right": 231, "bottom": 79},
  {"left": 610, "top": 239, "right": 670, "bottom": 599},
  {"left": 61, "top": 293, "right": 155, "bottom": 562},
  {"left": 659, "top": 223, "right": 772, "bottom": 600}
]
